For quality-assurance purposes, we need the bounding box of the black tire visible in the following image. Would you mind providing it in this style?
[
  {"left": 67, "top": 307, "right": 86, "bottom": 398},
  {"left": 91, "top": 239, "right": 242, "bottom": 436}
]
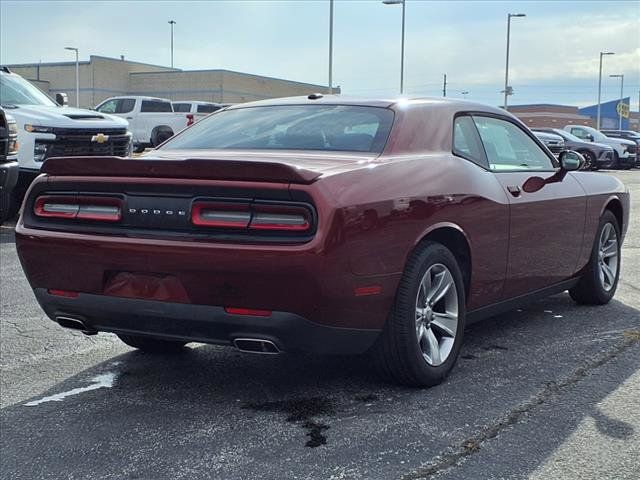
[
  {"left": 151, "top": 128, "right": 173, "bottom": 147},
  {"left": 117, "top": 334, "right": 187, "bottom": 353},
  {"left": 569, "top": 210, "right": 621, "bottom": 305},
  {"left": 133, "top": 145, "right": 146, "bottom": 154},
  {"left": 371, "top": 241, "right": 466, "bottom": 387},
  {"left": 611, "top": 151, "right": 620, "bottom": 169},
  {"left": 579, "top": 150, "right": 595, "bottom": 170}
]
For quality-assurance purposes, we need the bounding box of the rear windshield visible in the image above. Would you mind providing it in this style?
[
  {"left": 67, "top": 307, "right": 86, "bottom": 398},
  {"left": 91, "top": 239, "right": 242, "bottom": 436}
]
[{"left": 161, "top": 105, "right": 394, "bottom": 153}]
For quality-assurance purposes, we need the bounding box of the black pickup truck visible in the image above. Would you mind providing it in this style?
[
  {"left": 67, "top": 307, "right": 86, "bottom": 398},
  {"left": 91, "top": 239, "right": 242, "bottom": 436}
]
[{"left": 1, "top": 107, "right": 19, "bottom": 223}]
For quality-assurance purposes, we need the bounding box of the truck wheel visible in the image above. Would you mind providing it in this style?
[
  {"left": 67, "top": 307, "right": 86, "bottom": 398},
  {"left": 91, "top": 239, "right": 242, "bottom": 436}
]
[
  {"left": 151, "top": 128, "right": 174, "bottom": 147},
  {"left": 133, "top": 145, "right": 146, "bottom": 154},
  {"left": 569, "top": 210, "right": 620, "bottom": 305},
  {"left": 117, "top": 334, "right": 187, "bottom": 353},
  {"left": 611, "top": 152, "right": 620, "bottom": 169},
  {"left": 371, "top": 241, "right": 466, "bottom": 387}
]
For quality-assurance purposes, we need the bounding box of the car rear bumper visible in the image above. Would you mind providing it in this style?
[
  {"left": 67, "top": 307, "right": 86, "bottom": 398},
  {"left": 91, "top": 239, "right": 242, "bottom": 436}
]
[{"left": 33, "top": 288, "right": 381, "bottom": 355}]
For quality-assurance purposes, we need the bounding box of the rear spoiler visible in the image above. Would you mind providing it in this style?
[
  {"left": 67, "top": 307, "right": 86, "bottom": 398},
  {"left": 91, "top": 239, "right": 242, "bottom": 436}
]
[{"left": 41, "top": 156, "right": 322, "bottom": 184}]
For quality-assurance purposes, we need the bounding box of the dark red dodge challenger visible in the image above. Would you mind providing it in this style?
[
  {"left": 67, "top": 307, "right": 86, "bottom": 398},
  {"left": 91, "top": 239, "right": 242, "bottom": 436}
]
[{"left": 16, "top": 96, "right": 630, "bottom": 387}]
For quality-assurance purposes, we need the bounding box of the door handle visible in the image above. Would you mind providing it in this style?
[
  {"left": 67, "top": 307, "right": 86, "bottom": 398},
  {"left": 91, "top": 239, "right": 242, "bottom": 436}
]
[
  {"left": 126, "top": 117, "right": 133, "bottom": 120},
  {"left": 507, "top": 185, "right": 521, "bottom": 197}
]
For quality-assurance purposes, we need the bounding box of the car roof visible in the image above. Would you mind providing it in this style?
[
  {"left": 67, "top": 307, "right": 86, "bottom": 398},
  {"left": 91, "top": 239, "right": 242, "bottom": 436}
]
[{"left": 226, "top": 95, "right": 508, "bottom": 116}]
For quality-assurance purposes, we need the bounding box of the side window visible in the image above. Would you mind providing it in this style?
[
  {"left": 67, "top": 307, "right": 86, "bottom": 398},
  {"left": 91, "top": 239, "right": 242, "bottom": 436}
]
[
  {"left": 453, "top": 115, "right": 488, "bottom": 168},
  {"left": 117, "top": 99, "right": 135, "bottom": 114},
  {"left": 96, "top": 99, "right": 118, "bottom": 113},
  {"left": 472, "top": 116, "right": 555, "bottom": 171},
  {"left": 141, "top": 100, "right": 172, "bottom": 113},
  {"left": 197, "top": 104, "right": 219, "bottom": 113},
  {"left": 173, "top": 103, "right": 191, "bottom": 113},
  {"left": 570, "top": 128, "right": 587, "bottom": 139}
]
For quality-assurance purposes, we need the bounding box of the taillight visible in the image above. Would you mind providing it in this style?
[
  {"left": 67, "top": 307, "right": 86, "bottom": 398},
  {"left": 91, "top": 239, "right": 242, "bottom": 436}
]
[
  {"left": 34, "top": 196, "right": 122, "bottom": 222},
  {"left": 186, "top": 114, "right": 194, "bottom": 126},
  {"left": 191, "top": 202, "right": 251, "bottom": 228},
  {"left": 249, "top": 204, "right": 311, "bottom": 231},
  {"left": 191, "top": 201, "right": 312, "bottom": 233}
]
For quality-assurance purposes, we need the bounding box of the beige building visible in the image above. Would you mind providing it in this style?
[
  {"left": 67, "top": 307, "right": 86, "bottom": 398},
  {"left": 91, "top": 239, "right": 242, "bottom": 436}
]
[
  {"left": 508, "top": 104, "right": 594, "bottom": 129},
  {"left": 6, "top": 55, "right": 334, "bottom": 108}
]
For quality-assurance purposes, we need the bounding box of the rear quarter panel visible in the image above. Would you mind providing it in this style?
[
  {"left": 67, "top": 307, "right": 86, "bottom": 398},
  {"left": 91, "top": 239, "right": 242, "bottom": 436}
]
[
  {"left": 313, "top": 153, "right": 511, "bottom": 310},
  {"left": 570, "top": 171, "right": 630, "bottom": 272}
]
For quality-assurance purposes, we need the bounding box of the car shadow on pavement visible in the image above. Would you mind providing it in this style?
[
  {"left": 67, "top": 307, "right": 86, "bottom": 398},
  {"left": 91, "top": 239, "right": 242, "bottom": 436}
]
[{"left": 1, "top": 294, "right": 639, "bottom": 480}]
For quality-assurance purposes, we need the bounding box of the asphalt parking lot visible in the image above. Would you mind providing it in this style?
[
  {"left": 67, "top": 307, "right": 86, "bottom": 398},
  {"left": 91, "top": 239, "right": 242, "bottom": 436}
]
[{"left": 1, "top": 170, "right": 638, "bottom": 480}]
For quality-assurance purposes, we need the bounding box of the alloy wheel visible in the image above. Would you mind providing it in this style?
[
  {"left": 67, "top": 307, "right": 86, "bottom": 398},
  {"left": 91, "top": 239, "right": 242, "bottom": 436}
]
[
  {"left": 598, "top": 222, "right": 619, "bottom": 291},
  {"left": 415, "top": 264, "right": 459, "bottom": 366}
]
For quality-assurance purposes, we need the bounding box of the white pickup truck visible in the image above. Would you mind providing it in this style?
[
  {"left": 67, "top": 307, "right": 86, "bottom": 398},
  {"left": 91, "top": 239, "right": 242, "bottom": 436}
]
[
  {"left": 0, "top": 68, "right": 131, "bottom": 217},
  {"left": 96, "top": 96, "right": 192, "bottom": 152}
]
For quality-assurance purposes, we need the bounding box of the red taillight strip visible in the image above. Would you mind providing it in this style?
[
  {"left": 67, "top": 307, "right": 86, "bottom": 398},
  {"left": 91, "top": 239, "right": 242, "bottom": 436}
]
[
  {"left": 191, "top": 201, "right": 312, "bottom": 233},
  {"left": 34, "top": 195, "right": 122, "bottom": 222},
  {"left": 48, "top": 289, "right": 79, "bottom": 298}
]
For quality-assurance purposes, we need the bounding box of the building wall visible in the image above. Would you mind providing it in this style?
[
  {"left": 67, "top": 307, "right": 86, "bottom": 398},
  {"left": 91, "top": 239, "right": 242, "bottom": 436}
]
[
  {"left": 128, "top": 70, "right": 224, "bottom": 102},
  {"left": 509, "top": 105, "right": 594, "bottom": 129},
  {"left": 7, "top": 56, "right": 332, "bottom": 108}
]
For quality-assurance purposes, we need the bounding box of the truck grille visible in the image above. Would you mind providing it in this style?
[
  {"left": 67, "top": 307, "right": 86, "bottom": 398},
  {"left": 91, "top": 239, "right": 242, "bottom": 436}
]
[{"left": 41, "top": 129, "right": 131, "bottom": 160}]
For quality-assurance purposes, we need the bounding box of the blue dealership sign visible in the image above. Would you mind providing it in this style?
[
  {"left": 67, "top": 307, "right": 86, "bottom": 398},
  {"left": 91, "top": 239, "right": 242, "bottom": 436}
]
[{"left": 579, "top": 98, "right": 631, "bottom": 129}]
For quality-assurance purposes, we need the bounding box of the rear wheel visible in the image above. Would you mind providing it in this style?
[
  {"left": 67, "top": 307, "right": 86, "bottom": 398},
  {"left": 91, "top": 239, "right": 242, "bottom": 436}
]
[
  {"left": 117, "top": 334, "right": 187, "bottom": 353},
  {"left": 569, "top": 210, "right": 620, "bottom": 305},
  {"left": 371, "top": 241, "right": 466, "bottom": 387},
  {"left": 151, "top": 128, "right": 174, "bottom": 147}
]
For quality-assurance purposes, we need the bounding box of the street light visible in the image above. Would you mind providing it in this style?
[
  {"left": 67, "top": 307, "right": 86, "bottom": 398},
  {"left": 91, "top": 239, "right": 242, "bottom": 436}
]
[
  {"left": 503, "top": 13, "right": 526, "bottom": 110},
  {"left": 610, "top": 74, "right": 624, "bottom": 131},
  {"left": 64, "top": 47, "right": 79, "bottom": 107},
  {"left": 328, "top": 0, "right": 334, "bottom": 94},
  {"left": 382, "top": 0, "right": 406, "bottom": 94},
  {"left": 168, "top": 20, "right": 176, "bottom": 68},
  {"left": 597, "top": 51, "right": 615, "bottom": 130}
]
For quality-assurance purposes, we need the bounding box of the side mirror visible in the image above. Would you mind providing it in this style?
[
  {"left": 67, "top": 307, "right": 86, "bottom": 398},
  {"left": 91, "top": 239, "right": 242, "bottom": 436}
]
[
  {"left": 559, "top": 150, "right": 584, "bottom": 171},
  {"left": 585, "top": 134, "right": 594, "bottom": 142},
  {"left": 55, "top": 92, "right": 68, "bottom": 107}
]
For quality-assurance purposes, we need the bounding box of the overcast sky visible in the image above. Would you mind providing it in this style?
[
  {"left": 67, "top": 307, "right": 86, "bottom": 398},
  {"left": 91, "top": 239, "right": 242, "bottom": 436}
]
[{"left": 1, "top": 0, "right": 638, "bottom": 108}]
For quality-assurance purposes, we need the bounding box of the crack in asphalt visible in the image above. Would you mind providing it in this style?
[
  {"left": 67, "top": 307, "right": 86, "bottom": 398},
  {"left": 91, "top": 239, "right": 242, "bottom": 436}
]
[{"left": 402, "top": 335, "right": 639, "bottom": 480}]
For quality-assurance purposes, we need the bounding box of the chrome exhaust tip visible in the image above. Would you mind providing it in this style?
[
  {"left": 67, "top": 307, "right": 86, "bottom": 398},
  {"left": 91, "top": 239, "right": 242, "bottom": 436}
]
[
  {"left": 233, "top": 338, "right": 280, "bottom": 354},
  {"left": 56, "top": 316, "right": 97, "bottom": 335}
]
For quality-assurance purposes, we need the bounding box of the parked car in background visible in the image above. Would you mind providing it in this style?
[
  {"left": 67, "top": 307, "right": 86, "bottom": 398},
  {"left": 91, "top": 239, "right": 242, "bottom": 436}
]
[
  {"left": 0, "top": 68, "right": 131, "bottom": 218},
  {"left": 601, "top": 130, "right": 640, "bottom": 167},
  {"left": 533, "top": 128, "right": 615, "bottom": 170},
  {"left": 96, "top": 96, "right": 192, "bottom": 152},
  {"left": 564, "top": 125, "right": 636, "bottom": 169},
  {"left": 531, "top": 130, "right": 565, "bottom": 157},
  {"left": 0, "top": 108, "right": 19, "bottom": 223},
  {"left": 16, "top": 96, "right": 630, "bottom": 387}
]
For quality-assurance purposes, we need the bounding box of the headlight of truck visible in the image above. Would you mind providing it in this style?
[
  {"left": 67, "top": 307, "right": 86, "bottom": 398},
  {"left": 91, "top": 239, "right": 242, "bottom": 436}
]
[
  {"left": 24, "top": 124, "right": 54, "bottom": 134},
  {"left": 7, "top": 118, "right": 19, "bottom": 155}
]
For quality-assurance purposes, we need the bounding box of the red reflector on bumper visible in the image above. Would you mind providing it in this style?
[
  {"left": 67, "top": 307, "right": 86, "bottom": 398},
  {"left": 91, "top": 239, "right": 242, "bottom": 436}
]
[
  {"left": 224, "top": 307, "right": 272, "bottom": 317},
  {"left": 354, "top": 285, "right": 382, "bottom": 297},
  {"left": 47, "top": 289, "right": 79, "bottom": 298}
]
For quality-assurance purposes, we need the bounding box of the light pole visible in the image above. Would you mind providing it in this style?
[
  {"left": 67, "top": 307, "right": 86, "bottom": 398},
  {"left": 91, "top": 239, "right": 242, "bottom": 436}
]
[
  {"left": 610, "top": 74, "right": 624, "bottom": 131},
  {"left": 597, "top": 51, "right": 615, "bottom": 130},
  {"left": 503, "top": 13, "right": 525, "bottom": 110},
  {"left": 328, "top": 0, "right": 334, "bottom": 94},
  {"left": 64, "top": 47, "right": 79, "bottom": 107},
  {"left": 382, "top": 0, "right": 406, "bottom": 94},
  {"left": 168, "top": 20, "right": 176, "bottom": 68}
]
